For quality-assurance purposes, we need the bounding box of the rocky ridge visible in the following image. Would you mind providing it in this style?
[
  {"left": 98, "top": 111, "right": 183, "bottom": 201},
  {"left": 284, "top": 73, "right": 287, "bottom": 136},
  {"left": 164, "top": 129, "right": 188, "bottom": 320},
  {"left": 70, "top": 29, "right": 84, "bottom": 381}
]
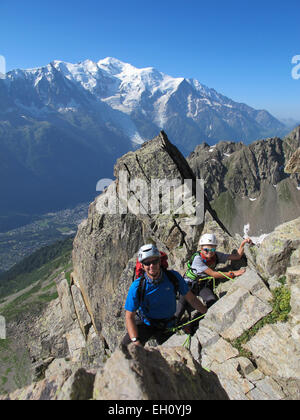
[
  {"left": 1, "top": 132, "right": 300, "bottom": 400},
  {"left": 187, "top": 126, "right": 300, "bottom": 237}
]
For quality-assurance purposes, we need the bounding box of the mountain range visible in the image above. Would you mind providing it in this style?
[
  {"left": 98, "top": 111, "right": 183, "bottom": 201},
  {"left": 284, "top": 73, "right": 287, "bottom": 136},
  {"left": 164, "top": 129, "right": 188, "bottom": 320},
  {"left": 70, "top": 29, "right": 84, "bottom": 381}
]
[
  {"left": 187, "top": 126, "right": 300, "bottom": 237},
  {"left": 0, "top": 57, "right": 290, "bottom": 230}
]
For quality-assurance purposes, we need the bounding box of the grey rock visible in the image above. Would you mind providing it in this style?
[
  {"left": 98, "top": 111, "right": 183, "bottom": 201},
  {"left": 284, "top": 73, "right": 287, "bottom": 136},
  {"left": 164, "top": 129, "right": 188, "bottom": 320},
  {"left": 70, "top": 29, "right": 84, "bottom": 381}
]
[
  {"left": 0, "top": 368, "right": 95, "bottom": 401},
  {"left": 286, "top": 265, "right": 300, "bottom": 286},
  {"left": 56, "top": 368, "right": 95, "bottom": 401},
  {"left": 72, "top": 132, "right": 226, "bottom": 351},
  {"left": 285, "top": 147, "right": 300, "bottom": 173},
  {"left": 254, "top": 377, "right": 286, "bottom": 400},
  {"left": 227, "top": 269, "right": 272, "bottom": 303},
  {"left": 243, "top": 323, "right": 300, "bottom": 380},
  {"left": 202, "top": 337, "right": 239, "bottom": 364},
  {"left": 255, "top": 217, "right": 300, "bottom": 278},
  {"left": 71, "top": 284, "right": 92, "bottom": 337},
  {"left": 56, "top": 274, "right": 77, "bottom": 330},
  {"left": 187, "top": 129, "right": 300, "bottom": 236},
  {"left": 201, "top": 284, "right": 272, "bottom": 340},
  {"left": 93, "top": 344, "right": 229, "bottom": 400}
]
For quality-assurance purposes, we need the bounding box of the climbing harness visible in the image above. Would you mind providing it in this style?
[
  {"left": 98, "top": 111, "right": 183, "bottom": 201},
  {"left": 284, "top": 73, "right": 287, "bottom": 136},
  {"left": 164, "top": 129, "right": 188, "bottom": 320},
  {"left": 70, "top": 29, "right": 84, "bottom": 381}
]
[{"left": 190, "top": 271, "right": 235, "bottom": 294}]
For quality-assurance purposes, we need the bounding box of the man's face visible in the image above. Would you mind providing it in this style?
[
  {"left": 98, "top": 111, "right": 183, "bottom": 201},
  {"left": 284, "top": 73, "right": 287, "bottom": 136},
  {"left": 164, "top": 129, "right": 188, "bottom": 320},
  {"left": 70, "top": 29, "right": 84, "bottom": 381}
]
[{"left": 142, "top": 257, "right": 161, "bottom": 280}]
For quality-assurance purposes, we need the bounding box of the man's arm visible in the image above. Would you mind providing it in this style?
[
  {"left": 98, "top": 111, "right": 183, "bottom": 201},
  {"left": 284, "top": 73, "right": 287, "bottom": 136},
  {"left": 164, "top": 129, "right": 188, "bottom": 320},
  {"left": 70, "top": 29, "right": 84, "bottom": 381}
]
[
  {"left": 185, "top": 291, "right": 207, "bottom": 314},
  {"left": 125, "top": 310, "right": 141, "bottom": 346}
]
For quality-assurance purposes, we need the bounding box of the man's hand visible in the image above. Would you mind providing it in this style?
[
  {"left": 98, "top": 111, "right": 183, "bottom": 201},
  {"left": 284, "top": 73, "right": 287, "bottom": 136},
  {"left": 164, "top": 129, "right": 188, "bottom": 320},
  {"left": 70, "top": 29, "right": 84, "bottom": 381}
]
[
  {"left": 131, "top": 340, "right": 142, "bottom": 347},
  {"left": 125, "top": 310, "right": 142, "bottom": 345}
]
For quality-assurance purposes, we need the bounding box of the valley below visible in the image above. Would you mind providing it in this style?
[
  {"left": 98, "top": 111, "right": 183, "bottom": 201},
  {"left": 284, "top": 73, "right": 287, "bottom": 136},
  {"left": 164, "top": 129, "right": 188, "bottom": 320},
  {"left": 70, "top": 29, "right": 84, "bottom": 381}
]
[{"left": 0, "top": 202, "right": 88, "bottom": 273}]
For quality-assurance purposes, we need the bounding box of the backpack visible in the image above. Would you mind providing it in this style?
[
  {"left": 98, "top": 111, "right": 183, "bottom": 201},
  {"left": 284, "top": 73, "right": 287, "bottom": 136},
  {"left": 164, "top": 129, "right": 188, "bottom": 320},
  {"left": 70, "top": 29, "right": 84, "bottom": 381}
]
[{"left": 136, "top": 268, "right": 180, "bottom": 305}]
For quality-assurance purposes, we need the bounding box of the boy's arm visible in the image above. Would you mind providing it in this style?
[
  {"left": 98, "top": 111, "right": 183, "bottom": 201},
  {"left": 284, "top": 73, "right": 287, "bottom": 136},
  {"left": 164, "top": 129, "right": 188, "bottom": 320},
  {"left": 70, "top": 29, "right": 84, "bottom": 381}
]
[
  {"left": 204, "top": 266, "right": 246, "bottom": 279},
  {"left": 228, "top": 238, "right": 253, "bottom": 261}
]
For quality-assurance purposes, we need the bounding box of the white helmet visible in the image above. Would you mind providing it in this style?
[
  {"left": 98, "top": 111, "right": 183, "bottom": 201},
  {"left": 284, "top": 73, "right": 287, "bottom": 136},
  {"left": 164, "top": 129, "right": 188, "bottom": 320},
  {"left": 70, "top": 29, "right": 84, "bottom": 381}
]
[
  {"left": 199, "top": 233, "right": 217, "bottom": 247},
  {"left": 138, "top": 244, "right": 160, "bottom": 263}
]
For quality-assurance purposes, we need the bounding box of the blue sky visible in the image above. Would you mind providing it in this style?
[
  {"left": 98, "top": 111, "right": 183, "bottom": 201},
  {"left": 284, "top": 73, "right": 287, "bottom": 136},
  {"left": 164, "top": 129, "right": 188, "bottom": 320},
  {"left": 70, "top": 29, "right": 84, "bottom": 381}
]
[{"left": 1, "top": 0, "right": 300, "bottom": 121}]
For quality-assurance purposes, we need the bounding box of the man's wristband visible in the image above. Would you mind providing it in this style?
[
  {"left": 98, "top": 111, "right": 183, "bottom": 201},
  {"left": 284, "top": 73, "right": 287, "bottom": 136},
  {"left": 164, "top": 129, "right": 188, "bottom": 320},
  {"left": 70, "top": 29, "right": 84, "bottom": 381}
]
[
  {"left": 131, "top": 337, "right": 140, "bottom": 343},
  {"left": 229, "top": 272, "right": 235, "bottom": 279}
]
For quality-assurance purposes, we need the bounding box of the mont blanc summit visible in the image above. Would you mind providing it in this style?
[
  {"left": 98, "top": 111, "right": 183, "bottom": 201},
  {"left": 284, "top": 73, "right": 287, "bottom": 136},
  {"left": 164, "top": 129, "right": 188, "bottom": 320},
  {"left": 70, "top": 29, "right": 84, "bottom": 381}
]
[{"left": 2, "top": 57, "right": 285, "bottom": 149}]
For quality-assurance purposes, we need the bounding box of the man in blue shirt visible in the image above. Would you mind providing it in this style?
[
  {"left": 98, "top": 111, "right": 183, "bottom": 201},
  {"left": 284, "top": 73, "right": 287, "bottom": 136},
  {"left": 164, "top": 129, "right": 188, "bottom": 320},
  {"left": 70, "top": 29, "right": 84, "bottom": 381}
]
[{"left": 122, "top": 244, "right": 207, "bottom": 347}]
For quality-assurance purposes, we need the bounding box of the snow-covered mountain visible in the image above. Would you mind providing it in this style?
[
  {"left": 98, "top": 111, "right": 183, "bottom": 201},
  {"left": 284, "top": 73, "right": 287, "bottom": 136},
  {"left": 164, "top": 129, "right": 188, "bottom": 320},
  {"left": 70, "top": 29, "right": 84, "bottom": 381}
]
[
  {"left": 0, "top": 57, "right": 288, "bottom": 229},
  {"left": 2, "top": 57, "right": 286, "bottom": 149}
]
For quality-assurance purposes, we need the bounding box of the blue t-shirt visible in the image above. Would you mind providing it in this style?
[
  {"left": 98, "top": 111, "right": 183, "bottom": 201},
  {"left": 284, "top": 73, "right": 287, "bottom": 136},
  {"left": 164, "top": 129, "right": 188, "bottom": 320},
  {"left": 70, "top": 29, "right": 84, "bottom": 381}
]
[{"left": 125, "top": 270, "right": 189, "bottom": 325}]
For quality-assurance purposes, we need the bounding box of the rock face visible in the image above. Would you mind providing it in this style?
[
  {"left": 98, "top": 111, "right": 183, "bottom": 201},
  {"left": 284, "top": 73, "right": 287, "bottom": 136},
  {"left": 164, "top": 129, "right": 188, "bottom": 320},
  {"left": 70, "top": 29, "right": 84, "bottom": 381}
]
[
  {"left": 179, "top": 217, "right": 300, "bottom": 400},
  {"left": 285, "top": 147, "right": 300, "bottom": 173},
  {"left": 252, "top": 217, "right": 300, "bottom": 278},
  {"left": 71, "top": 131, "right": 226, "bottom": 349},
  {"left": 187, "top": 126, "right": 300, "bottom": 237},
  {"left": 93, "top": 344, "right": 228, "bottom": 400},
  {"left": 1, "top": 132, "right": 300, "bottom": 400},
  {"left": 0, "top": 344, "right": 229, "bottom": 401}
]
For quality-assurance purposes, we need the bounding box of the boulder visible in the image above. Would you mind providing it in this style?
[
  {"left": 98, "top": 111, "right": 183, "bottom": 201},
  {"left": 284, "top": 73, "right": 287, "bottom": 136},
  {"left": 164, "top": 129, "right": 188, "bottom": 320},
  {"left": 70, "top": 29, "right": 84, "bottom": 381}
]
[
  {"left": 243, "top": 323, "right": 300, "bottom": 382},
  {"left": 55, "top": 273, "right": 77, "bottom": 330},
  {"left": 27, "top": 298, "right": 69, "bottom": 363},
  {"left": 93, "top": 344, "right": 229, "bottom": 400},
  {"left": 200, "top": 271, "right": 272, "bottom": 340},
  {"left": 255, "top": 217, "right": 300, "bottom": 278},
  {"left": 71, "top": 284, "right": 92, "bottom": 337},
  {"left": 0, "top": 368, "right": 95, "bottom": 401}
]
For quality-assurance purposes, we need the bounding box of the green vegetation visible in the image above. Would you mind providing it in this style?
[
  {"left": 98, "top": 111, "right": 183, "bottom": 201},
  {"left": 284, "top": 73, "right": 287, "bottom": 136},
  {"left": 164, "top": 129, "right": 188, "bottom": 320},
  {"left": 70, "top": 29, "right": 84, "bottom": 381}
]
[
  {"left": 230, "top": 285, "right": 291, "bottom": 359},
  {"left": 0, "top": 339, "right": 32, "bottom": 395},
  {"left": 0, "top": 236, "right": 75, "bottom": 395},
  {"left": 277, "top": 180, "right": 292, "bottom": 202},
  {"left": 0, "top": 236, "right": 74, "bottom": 299},
  {"left": 0, "top": 235, "right": 74, "bottom": 322},
  {"left": 211, "top": 191, "right": 236, "bottom": 227},
  {"left": 278, "top": 275, "right": 286, "bottom": 285}
]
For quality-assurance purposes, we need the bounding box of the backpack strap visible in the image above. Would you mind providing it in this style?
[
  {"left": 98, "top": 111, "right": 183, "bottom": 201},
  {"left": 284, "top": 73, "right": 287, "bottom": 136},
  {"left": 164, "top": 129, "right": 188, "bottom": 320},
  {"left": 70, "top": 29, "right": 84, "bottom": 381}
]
[
  {"left": 162, "top": 268, "right": 179, "bottom": 296},
  {"left": 137, "top": 275, "right": 146, "bottom": 305}
]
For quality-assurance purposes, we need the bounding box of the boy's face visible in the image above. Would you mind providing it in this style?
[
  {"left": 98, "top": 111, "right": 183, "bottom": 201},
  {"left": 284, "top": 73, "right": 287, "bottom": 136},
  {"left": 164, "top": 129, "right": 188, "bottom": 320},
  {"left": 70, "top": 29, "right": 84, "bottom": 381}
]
[{"left": 201, "top": 245, "right": 216, "bottom": 257}]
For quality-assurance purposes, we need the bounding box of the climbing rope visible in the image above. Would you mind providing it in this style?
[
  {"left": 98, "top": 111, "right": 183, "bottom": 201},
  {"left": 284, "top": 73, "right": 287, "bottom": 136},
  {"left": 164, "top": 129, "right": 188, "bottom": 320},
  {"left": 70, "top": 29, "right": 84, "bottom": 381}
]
[
  {"left": 196, "top": 271, "right": 235, "bottom": 294},
  {"left": 183, "top": 334, "right": 192, "bottom": 349},
  {"left": 169, "top": 272, "right": 235, "bottom": 334},
  {"left": 173, "top": 272, "right": 235, "bottom": 372},
  {"left": 168, "top": 313, "right": 206, "bottom": 333},
  {"left": 217, "top": 271, "right": 234, "bottom": 281}
]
